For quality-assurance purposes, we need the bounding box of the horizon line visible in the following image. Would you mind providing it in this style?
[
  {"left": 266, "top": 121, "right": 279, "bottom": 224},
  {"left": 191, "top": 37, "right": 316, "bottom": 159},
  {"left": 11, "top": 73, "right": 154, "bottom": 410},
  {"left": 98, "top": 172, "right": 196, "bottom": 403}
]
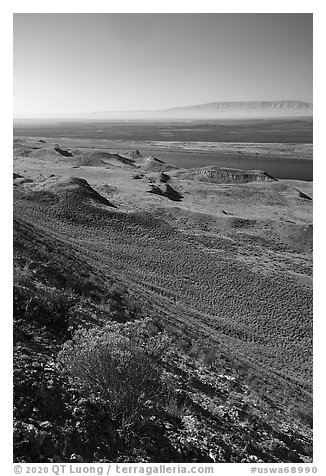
[{"left": 13, "top": 99, "right": 313, "bottom": 119}]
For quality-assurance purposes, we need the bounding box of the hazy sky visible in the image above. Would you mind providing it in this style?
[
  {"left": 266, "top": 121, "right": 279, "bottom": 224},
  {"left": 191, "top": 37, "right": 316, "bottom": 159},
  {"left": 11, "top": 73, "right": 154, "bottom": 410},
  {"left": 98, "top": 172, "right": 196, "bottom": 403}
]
[{"left": 13, "top": 13, "right": 313, "bottom": 116}]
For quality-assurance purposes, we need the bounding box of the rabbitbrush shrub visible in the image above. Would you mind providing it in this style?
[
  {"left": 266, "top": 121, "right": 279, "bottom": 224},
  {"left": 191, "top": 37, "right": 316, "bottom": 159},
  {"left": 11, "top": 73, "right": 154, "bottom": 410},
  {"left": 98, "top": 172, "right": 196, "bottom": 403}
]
[{"left": 57, "top": 319, "right": 169, "bottom": 428}]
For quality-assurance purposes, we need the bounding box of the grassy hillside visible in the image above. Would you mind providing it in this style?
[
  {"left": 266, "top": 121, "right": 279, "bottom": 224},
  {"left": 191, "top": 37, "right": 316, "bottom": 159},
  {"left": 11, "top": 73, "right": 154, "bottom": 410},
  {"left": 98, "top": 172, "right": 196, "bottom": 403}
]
[{"left": 13, "top": 138, "right": 313, "bottom": 463}]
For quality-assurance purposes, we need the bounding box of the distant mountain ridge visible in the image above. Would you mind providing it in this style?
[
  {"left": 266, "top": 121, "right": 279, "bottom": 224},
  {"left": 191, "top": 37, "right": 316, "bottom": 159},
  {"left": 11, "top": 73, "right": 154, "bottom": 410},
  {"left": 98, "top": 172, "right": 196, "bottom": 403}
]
[
  {"left": 162, "top": 100, "right": 312, "bottom": 113},
  {"left": 89, "top": 100, "right": 312, "bottom": 120}
]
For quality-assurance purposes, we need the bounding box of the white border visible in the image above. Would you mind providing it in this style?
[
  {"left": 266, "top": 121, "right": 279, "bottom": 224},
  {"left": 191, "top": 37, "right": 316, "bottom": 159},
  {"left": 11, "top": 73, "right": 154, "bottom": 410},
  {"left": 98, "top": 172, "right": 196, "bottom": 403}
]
[{"left": 3, "top": 4, "right": 323, "bottom": 475}]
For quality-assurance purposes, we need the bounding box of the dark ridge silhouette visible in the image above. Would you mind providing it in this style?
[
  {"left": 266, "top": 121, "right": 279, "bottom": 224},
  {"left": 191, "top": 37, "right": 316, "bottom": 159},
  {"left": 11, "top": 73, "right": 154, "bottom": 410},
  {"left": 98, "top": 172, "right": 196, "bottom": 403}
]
[
  {"left": 147, "top": 184, "right": 183, "bottom": 202},
  {"left": 294, "top": 188, "right": 312, "bottom": 201},
  {"left": 165, "top": 184, "right": 183, "bottom": 201},
  {"left": 14, "top": 173, "right": 24, "bottom": 179},
  {"left": 72, "top": 178, "right": 117, "bottom": 207},
  {"left": 38, "top": 139, "right": 46, "bottom": 143},
  {"left": 147, "top": 185, "right": 166, "bottom": 197},
  {"left": 54, "top": 146, "right": 73, "bottom": 157},
  {"left": 92, "top": 152, "right": 135, "bottom": 164},
  {"left": 222, "top": 210, "right": 234, "bottom": 216},
  {"left": 148, "top": 155, "right": 165, "bottom": 164},
  {"left": 263, "top": 172, "right": 278, "bottom": 181},
  {"left": 160, "top": 172, "right": 171, "bottom": 183},
  {"left": 71, "top": 151, "right": 136, "bottom": 167}
]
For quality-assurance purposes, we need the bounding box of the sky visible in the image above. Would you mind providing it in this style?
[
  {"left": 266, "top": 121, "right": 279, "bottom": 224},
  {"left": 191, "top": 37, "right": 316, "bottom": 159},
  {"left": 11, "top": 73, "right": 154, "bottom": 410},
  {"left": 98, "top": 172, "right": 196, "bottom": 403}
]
[{"left": 13, "top": 13, "right": 313, "bottom": 117}]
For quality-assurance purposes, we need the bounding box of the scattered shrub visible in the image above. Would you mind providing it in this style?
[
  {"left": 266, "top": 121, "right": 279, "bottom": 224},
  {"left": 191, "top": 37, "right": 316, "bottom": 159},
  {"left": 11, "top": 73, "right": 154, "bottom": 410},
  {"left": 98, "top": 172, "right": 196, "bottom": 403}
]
[{"left": 57, "top": 319, "right": 170, "bottom": 429}]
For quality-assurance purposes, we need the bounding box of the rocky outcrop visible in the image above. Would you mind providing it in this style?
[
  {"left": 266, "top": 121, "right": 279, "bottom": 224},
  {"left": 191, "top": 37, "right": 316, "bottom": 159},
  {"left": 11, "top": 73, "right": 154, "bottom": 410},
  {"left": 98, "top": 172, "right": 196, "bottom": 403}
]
[{"left": 179, "top": 166, "right": 277, "bottom": 184}]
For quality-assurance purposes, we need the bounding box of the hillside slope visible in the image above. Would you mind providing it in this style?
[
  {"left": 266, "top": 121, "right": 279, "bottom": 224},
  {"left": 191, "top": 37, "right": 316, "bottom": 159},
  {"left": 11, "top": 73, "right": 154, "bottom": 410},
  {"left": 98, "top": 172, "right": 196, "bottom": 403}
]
[{"left": 13, "top": 138, "right": 313, "bottom": 463}]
